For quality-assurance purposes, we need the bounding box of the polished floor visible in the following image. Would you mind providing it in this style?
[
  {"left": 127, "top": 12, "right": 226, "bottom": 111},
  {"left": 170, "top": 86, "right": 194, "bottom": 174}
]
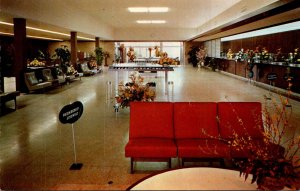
[{"left": 1, "top": 65, "right": 300, "bottom": 190}]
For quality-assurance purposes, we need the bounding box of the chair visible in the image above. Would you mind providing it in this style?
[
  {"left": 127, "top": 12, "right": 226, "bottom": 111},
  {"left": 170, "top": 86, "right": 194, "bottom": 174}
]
[
  {"left": 79, "top": 62, "right": 94, "bottom": 76},
  {"left": 24, "top": 72, "right": 52, "bottom": 92},
  {"left": 42, "top": 69, "right": 59, "bottom": 86}
]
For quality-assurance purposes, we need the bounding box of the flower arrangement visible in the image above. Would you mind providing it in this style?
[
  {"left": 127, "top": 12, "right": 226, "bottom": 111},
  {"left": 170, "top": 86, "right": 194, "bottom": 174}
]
[
  {"left": 235, "top": 48, "right": 247, "bottom": 61},
  {"left": 28, "top": 58, "right": 45, "bottom": 67},
  {"left": 66, "top": 65, "right": 77, "bottom": 75},
  {"left": 196, "top": 46, "right": 207, "bottom": 66},
  {"left": 115, "top": 72, "right": 156, "bottom": 108},
  {"left": 294, "top": 48, "right": 300, "bottom": 63},
  {"left": 261, "top": 47, "right": 270, "bottom": 61},
  {"left": 159, "top": 52, "right": 174, "bottom": 65},
  {"left": 88, "top": 60, "right": 97, "bottom": 69},
  {"left": 274, "top": 48, "right": 284, "bottom": 62},
  {"left": 231, "top": 94, "right": 300, "bottom": 190},
  {"left": 154, "top": 46, "right": 163, "bottom": 57},
  {"left": 227, "top": 49, "right": 234, "bottom": 59},
  {"left": 127, "top": 47, "right": 136, "bottom": 62}
]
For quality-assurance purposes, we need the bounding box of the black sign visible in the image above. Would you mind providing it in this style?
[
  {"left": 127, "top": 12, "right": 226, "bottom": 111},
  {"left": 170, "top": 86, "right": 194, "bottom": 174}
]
[
  {"left": 267, "top": 73, "right": 277, "bottom": 81},
  {"left": 284, "top": 73, "right": 296, "bottom": 81},
  {"left": 59, "top": 101, "right": 83, "bottom": 124}
]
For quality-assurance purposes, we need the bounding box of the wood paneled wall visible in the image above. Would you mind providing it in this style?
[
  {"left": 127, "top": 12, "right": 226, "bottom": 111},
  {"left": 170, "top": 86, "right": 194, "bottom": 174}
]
[{"left": 222, "top": 30, "right": 300, "bottom": 54}]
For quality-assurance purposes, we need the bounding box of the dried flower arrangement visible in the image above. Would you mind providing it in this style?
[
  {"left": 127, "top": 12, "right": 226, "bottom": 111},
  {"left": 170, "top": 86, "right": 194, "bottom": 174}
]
[{"left": 115, "top": 72, "right": 156, "bottom": 109}]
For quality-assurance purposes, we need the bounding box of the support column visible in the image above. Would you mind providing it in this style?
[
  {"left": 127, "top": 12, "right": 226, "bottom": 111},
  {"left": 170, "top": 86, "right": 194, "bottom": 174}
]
[
  {"left": 71, "top": 32, "right": 78, "bottom": 68},
  {"left": 14, "top": 18, "right": 27, "bottom": 92},
  {"left": 95, "top": 37, "right": 100, "bottom": 48}
]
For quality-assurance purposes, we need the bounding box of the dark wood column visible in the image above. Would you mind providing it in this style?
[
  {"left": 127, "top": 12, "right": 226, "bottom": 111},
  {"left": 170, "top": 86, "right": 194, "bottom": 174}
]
[
  {"left": 14, "top": 18, "right": 27, "bottom": 92},
  {"left": 70, "top": 31, "right": 78, "bottom": 68},
  {"left": 95, "top": 37, "right": 100, "bottom": 48}
]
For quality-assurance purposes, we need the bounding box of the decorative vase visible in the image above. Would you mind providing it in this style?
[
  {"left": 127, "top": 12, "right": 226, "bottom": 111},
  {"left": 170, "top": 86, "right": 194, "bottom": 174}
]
[{"left": 257, "top": 177, "right": 285, "bottom": 190}]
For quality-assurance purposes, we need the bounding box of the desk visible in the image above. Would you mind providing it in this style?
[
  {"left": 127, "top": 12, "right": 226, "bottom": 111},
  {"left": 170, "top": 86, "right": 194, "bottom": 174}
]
[
  {"left": 109, "top": 63, "right": 174, "bottom": 95},
  {"left": 129, "top": 167, "right": 257, "bottom": 190}
]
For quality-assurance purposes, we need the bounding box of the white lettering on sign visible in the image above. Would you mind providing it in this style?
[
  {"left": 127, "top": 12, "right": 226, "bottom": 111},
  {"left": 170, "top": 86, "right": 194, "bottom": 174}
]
[
  {"left": 62, "top": 107, "right": 79, "bottom": 117},
  {"left": 66, "top": 112, "right": 79, "bottom": 120}
]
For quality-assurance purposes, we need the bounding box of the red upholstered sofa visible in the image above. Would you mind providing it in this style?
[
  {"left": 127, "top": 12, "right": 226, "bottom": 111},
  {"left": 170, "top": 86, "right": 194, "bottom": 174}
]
[
  {"left": 125, "top": 101, "right": 268, "bottom": 173},
  {"left": 218, "top": 102, "right": 265, "bottom": 158},
  {"left": 125, "top": 102, "right": 177, "bottom": 173},
  {"left": 174, "top": 102, "right": 230, "bottom": 166}
]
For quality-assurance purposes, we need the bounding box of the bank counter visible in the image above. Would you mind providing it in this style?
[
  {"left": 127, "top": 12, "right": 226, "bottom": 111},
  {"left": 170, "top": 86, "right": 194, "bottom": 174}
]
[{"left": 210, "top": 57, "right": 300, "bottom": 94}]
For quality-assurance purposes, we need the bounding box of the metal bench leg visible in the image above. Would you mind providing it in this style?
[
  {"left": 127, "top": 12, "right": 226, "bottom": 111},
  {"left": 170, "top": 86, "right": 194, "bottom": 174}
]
[
  {"left": 130, "top": 158, "right": 134, "bottom": 174},
  {"left": 220, "top": 159, "right": 225, "bottom": 167}
]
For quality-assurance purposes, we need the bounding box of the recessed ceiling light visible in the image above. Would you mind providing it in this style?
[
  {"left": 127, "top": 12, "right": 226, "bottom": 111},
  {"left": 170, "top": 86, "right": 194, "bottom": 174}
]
[
  {"left": 128, "top": 7, "right": 169, "bottom": 13},
  {"left": 27, "top": 35, "right": 64, "bottom": 41},
  {"left": 0, "top": 21, "right": 14, "bottom": 26},
  {"left": 137, "top": 20, "right": 152, "bottom": 24},
  {"left": 128, "top": 7, "right": 148, "bottom": 12},
  {"left": 0, "top": 31, "right": 63, "bottom": 41},
  {"left": 0, "top": 31, "right": 13, "bottom": 35},
  {"left": 137, "top": 20, "right": 166, "bottom": 24},
  {"left": 0, "top": 21, "right": 94, "bottom": 40},
  {"left": 148, "top": 7, "right": 169, "bottom": 12},
  {"left": 26, "top": 26, "right": 70, "bottom": 36},
  {"left": 151, "top": 20, "right": 166, "bottom": 24}
]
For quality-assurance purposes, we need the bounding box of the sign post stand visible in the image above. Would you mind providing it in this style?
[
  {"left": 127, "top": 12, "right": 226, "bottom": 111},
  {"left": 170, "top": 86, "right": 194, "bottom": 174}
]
[
  {"left": 69, "top": 123, "right": 83, "bottom": 170},
  {"left": 266, "top": 73, "right": 277, "bottom": 100},
  {"left": 59, "top": 101, "right": 84, "bottom": 170}
]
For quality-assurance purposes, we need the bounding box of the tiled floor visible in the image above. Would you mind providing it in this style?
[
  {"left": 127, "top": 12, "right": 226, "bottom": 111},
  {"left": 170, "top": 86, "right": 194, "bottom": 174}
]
[{"left": 1, "top": 65, "right": 299, "bottom": 190}]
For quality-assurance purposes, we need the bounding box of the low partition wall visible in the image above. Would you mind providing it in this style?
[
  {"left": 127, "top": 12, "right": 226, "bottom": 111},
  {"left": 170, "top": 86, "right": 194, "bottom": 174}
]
[{"left": 210, "top": 57, "right": 300, "bottom": 94}]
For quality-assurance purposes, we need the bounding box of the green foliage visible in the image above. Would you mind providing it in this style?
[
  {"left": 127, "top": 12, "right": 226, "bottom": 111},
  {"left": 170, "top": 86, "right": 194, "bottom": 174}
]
[
  {"left": 95, "top": 47, "right": 104, "bottom": 66},
  {"left": 208, "top": 58, "right": 218, "bottom": 71},
  {"left": 52, "top": 45, "right": 71, "bottom": 74},
  {"left": 187, "top": 46, "right": 200, "bottom": 67},
  {"left": 53, "top": 45, "right": 71, "bottom": 64}
]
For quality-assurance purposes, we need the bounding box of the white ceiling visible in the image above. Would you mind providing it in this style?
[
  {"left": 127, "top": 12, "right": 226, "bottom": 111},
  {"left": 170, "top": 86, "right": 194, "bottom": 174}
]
[{"left": 0, "top": 0, "right": 297, "bottom": 41}]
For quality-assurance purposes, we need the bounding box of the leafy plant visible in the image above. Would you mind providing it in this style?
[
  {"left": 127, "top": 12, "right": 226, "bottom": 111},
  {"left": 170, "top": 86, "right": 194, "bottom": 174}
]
[
  {"left": 52, "top": 45, "right": 71, "bottom": 73},
  {"left": 95, "top": 47, "right": 104, "bottom": 66},
  {"left": 208, "top": 58, "right": 218, "bottom": 71},
  {"left": 187, "top": 46, "right": 200, "bottom": 67},
  {"left": 53, "top": 45, "right": 71, "bottom": 64}
]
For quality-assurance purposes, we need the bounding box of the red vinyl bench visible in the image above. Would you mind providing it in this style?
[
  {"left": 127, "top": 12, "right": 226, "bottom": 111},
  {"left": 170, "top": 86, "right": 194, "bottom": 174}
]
[{"left": 125, "top": 102, "right": 177, "bottom": 173}]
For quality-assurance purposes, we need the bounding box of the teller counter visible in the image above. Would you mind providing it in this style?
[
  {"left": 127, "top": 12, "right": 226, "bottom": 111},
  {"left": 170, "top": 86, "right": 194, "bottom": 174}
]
[{"left": 211, "top": 58, "right": 300, "bottom": 94}]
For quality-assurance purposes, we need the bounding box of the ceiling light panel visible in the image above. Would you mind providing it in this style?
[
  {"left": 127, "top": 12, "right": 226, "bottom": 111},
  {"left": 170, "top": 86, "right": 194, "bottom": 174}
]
[
  {"left": 128, "top": 7, "right": 148, "bottom": 12},
  {"left": 128, "top": 7, "right": 169, "bottom": 13},
  {"left": 0, "top": 21, "right": 14, "bottom": 26},
  {"left": 137, "top": 20, "right": 152, "bottom": 24},
  {"left": 148, "top": 7, "right": 169, "bottom": 12},
  {"left": 137, "top": 20, "right": 166, "bottom": 24},
  {"left": 151, "top": 20, "right": 166, "bottom": 24}
]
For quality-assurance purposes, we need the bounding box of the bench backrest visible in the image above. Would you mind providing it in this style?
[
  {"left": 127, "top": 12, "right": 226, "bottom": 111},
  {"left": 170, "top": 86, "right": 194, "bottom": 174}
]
[
  {"left": 218, "top": 102, "right": 264, "bottom": 139},
  {"left": 174, "top": 102, "right": 219, "bottom": 139},
  {"left": 80, "top": 62, "right": 90, "bottom": 72},
  {"left": 42, "top": 69, "right": 54, "bottom": 81},
  {"left": 129, "top": 102, "right": 174, "bottom": 139}
]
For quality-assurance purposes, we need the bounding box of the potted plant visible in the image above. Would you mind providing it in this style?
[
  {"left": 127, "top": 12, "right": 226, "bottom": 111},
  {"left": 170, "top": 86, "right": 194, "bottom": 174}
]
[
  {"left": 208, "top": 58, "right": 218, "bottom": 71},
  {"left": 52, "top": 45, "right": 71, "bottom": 74},
  {"left": 233, "top": 93, "right": 300, "bottom": 190},
  {"left": 188, "top": 46, "right": 200, "bottom": 67},
  {"left": 94, "top": 47, "right": 104, "bottom": 66}
]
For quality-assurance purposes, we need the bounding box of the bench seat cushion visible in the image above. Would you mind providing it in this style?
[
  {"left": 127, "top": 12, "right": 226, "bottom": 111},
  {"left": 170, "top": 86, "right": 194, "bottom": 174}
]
[
  {"left": 30, "top": 82, "right": 52, "bottom": 90},
  {"left": 125, "top": 138, "right": 177, "bottom": 158},
  {"left": 176, "top": 139, "right": 231, "bottom": 158}
]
